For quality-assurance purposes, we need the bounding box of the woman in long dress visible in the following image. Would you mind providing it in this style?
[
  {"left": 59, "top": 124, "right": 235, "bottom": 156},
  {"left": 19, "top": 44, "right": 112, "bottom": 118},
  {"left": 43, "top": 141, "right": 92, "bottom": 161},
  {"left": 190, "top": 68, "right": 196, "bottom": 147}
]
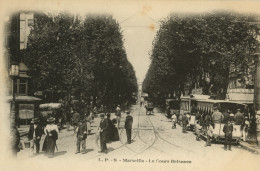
[
  {"left": 111, "top": 116, "right": 119, "bottom": 141},
  {"left": 42, "top": 117, "right": 59, "bottom": 158}
]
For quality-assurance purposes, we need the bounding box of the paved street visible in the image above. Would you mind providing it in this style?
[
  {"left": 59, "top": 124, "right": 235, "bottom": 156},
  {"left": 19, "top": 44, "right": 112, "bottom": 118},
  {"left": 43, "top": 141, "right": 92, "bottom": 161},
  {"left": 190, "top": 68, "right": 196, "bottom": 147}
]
[{"left": 17, "top": 105, "right": 259, "bottom": 170}]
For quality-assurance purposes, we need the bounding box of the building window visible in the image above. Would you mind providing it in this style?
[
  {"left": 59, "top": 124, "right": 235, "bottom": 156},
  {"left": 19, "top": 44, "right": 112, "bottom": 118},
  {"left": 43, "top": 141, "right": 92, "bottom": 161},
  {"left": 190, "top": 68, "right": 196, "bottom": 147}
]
[
  {"left": 14, "top": 78, "right": 28, "bottom": 95},
  {"left": 28, "top": 19, "right": 34, "bottom": 26}
]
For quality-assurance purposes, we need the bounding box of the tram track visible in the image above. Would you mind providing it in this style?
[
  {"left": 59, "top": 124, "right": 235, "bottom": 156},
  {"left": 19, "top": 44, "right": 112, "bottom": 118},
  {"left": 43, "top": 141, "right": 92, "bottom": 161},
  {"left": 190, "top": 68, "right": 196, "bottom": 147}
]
[{"left": 90, "top": 105, "right": 197, "bottom": 160}]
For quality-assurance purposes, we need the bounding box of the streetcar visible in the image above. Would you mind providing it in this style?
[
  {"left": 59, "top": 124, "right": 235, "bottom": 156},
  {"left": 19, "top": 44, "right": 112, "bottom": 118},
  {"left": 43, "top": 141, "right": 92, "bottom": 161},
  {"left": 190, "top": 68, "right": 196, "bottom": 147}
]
[
  {"left": 179, "top": 94, "right": 210, "bottom": 129},
  {"left": 165, "top": 98, "right": 180, "bottom": 118},
  {"left": 196, "top": 99, "right": 249, "bottom": 143}
]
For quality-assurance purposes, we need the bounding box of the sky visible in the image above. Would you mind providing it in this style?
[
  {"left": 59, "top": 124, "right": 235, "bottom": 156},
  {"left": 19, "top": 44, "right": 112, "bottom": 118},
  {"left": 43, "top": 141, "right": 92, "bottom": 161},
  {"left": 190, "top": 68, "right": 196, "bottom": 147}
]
[{"left": 2, "top": 0, "right": 260, "bottom": 82}]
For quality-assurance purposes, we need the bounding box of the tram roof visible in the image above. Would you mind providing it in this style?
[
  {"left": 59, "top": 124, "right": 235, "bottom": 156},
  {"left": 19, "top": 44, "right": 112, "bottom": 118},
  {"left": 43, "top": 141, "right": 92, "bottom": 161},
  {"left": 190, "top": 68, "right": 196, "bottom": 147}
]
[
  {"left": 196, "top": 99, "right": 248, "bottom": 105},
  {"left": 180, "top": 94, "right": 210, "bottom": 101}
]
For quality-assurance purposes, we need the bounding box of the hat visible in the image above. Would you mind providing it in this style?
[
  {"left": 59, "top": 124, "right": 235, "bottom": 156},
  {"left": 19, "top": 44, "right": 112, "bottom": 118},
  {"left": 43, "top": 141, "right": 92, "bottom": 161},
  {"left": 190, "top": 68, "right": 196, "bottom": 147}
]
[
  {"left": 106, "top": 113, "right": 111, "bottom": 117},
  {"left": 214, "top": 107, "right": 218, "bottom": 110},
  {"left": 47, "top": 117, "right": 55, "bottom": 123},
  {"left": 126, "top": 111, "right": 130, "bottom": 114},
  {"left": 237, "top": 108, "right": 241, "bottom": 111},
  {"left": 100, "top": 113, "right": 105, "bottom": 117},
  {"left": 31, "top": 118, "right": 40, "bottom": 123},
  {"left": 117, "top": 105, "right": 120, "bottom": 107}
]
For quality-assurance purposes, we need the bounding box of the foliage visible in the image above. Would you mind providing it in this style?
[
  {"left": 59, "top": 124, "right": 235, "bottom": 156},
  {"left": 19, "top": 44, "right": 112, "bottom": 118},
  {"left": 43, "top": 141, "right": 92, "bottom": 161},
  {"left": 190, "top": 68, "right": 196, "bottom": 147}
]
[
  {"left": 143, "top": 12, "right": 259, "bottom": 104},
  {"left": 21, "top": 12, "right": 137, "bottom": 109}
]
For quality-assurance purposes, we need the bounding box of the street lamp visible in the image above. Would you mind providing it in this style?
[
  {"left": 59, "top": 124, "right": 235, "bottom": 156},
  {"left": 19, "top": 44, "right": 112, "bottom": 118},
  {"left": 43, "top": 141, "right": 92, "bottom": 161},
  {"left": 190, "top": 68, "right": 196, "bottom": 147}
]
[{"left": 9, "top": 62, "right": 19, "bottom": 126}]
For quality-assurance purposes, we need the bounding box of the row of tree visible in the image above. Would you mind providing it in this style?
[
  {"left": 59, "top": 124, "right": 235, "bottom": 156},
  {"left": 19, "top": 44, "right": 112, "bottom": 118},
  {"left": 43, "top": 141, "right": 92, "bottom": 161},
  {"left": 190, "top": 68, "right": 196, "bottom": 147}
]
[
  {"left": 21, "top": 12, "right": 138, "bottom": 109},
  {"left": 143, "top": 12, "right": 260, "bottom": 105}
]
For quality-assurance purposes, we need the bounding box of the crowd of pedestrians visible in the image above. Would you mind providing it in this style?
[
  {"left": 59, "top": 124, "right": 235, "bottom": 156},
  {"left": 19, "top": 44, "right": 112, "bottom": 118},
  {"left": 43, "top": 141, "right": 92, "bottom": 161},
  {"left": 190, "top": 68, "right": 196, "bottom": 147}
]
[{"left": 11, "top": 100, "right": 133, "bottom": 158}]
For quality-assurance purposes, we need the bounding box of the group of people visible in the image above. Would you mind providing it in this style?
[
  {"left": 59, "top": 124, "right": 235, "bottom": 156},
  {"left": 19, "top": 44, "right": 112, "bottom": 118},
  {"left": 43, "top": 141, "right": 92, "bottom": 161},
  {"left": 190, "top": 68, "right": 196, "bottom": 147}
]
[
  {"left": 167, "top": 106, "right": 252, "bottom": 151},
  {"left": 195, "top": 107, "right": 250, "bottom": 150},
  {"left": 28, "top": 117, "right": 59, "bottom": 158},
  {"left": 98, "top": 110, "right": 133, "bottom": 153},
  {"left": 23, "top": 105, "right": 133, "bottom": 157}
]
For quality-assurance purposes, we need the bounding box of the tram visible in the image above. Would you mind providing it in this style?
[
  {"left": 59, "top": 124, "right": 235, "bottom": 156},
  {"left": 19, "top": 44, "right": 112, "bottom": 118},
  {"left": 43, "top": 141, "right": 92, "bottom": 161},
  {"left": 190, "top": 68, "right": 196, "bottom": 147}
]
[
  {"left": 196, "top": 99, "right": 249, "bottom": 143},
  {"left": 165, "top": 98, "right": 180, "bottom": 118},
  {"left": 179, "top": 94, "right": 210, "bottom": 129}
]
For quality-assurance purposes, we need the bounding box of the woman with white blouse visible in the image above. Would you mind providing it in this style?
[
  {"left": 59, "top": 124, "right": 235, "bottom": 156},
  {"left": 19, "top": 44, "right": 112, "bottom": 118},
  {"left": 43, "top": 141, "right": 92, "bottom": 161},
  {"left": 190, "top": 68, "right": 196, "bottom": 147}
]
[{"left": 42, "top": 117, "right": 59, "bottom": 158}]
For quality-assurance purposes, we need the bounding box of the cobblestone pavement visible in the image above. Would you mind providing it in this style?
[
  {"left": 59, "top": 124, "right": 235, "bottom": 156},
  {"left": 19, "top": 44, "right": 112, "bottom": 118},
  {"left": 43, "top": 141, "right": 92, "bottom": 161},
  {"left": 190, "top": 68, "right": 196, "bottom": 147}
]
[{"left": 17, "top": 105, "right": 259, "bottom": 170}]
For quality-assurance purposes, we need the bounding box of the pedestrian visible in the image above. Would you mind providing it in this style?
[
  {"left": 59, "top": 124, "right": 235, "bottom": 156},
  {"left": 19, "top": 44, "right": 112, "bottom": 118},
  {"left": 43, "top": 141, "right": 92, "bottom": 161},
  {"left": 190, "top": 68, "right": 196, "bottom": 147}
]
[
  {"left": 205, "top": 122, "right": 214, "bottom": 147},
  {"left": 166, "top": 105, "right": 171, "bottom": 119},
  {"left": 98, "top": 114, "right": 109, "bottom": 153},
  {"left": 105, "top": 113, "right": 113, "bottom": 143},
  {"left": 124, "top": 111, "right": 133, "bottom": 144},
  {"left": 28, "top": 118, "right": 44, "bottom": 154},
  {"left": 234, "top": 109, "right": 244, "bottom": 125},
  {"left": 171, "top": 113, "right": 177, "bottom": 129},
  {"left": 223, "top": 109, "right": 230, "bottom": 124},
  {"left": 212, "top": 107, "right": 224, "bottom": 124},
  {"left": 182, "top": 112, "right": 189, "bottom": 133},
  {"left": 223, "top": 120, "right": 233, "bottom": 151},
  {"left": 115, "top": 105, "right": 121, "bottom": 128},
  {"left": 10, "top": 121, "right": 21, "bottom": 157},
  {"left": 195, "top": 120, "right": 202, "bottom": 141},
  {"left": 66, "top": 109, "right": 72, "bottom": 131},
  {"left": 42, "top": 117, "right": 59, "bottom": 158},
  {"left": 111, "top": 116, "right": 119, "bottom": 141},
  {"left": 255, "top": 111, "right": 260, "bottom": 144},
  {"left": 75, "top": 118, "right": 88, "bottom": 154},
  {"left": 72, "top": 110, "right": 80, "bottom": 132},
  {"left": 242, "top": 116, "right": 250, "bottom": 142},
  {"left": 86, "top": 114, "right": 92, "bottom": 135},
  {"left": 229, "top": 111, "right": 235, "bottom": 124}
]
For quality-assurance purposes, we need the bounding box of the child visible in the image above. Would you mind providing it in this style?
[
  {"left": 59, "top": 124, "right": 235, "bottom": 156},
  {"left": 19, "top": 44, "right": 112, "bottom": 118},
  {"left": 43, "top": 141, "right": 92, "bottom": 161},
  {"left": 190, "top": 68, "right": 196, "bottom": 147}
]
[
  {"left": 195, "top": 121, "right": 202, "bottom": 141},
  {"left": 171, "top": 113, "right": 177, "bottom": 129}
]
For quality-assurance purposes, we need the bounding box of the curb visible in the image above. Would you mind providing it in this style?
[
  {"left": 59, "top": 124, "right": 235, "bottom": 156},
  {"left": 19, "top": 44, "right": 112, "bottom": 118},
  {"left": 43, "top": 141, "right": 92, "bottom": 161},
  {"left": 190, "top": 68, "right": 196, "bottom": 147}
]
[{"left": 239, "top": 142, "right": 259, "bottom": 154}]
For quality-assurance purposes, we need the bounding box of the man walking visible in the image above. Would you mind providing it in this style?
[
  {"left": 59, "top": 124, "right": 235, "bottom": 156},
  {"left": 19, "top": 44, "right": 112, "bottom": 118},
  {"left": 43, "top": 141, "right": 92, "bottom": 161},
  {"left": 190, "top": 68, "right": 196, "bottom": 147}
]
[
  {"left": 28, "top": 118, "right": 44, "bottom": 154},
  {"left": 124, "top": 111, "right": 133, "bottom": 144},
  {"left": 223, "top": 120, "right": 233, "bottom": 151},
  {"left": 75, "top": 118, "right": 88, "bottom": 154},
  {"left": 98, "top": 114, "right": 109, "bottom": 153}
]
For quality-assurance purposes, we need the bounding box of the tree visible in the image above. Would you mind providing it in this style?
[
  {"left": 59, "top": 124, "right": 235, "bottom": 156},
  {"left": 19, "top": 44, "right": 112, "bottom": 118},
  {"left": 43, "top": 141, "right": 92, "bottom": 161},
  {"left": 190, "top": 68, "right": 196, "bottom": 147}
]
[
  {"left": 21, "top": 13, "right": 137, "bottom": 108},
  {"left": 144, "top": 12, "right": 259, "bottom": 104}
]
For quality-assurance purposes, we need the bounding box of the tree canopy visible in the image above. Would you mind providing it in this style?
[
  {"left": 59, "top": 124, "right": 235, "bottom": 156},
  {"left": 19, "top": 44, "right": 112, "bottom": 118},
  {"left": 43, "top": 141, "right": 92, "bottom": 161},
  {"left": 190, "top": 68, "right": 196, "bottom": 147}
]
[
  {"left": 143, "top": 12, "right": 259, "bottom": 104},
  {"left": 21, "top": 12, "right": 137, "bottom": 109}
]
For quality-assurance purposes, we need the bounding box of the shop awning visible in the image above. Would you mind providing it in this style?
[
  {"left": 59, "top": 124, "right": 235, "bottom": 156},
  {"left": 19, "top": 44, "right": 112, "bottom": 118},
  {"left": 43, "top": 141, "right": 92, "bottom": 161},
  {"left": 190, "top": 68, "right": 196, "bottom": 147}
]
[{"left": 6, "top": 95, "right": 41, "bottom": 102}]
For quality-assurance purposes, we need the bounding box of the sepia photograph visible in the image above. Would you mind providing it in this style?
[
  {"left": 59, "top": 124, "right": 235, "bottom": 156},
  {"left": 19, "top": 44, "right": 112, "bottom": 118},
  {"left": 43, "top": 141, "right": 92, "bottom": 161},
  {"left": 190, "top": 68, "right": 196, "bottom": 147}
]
[{"left": 0, "top": 0, "right": 260, "bottom": 170}]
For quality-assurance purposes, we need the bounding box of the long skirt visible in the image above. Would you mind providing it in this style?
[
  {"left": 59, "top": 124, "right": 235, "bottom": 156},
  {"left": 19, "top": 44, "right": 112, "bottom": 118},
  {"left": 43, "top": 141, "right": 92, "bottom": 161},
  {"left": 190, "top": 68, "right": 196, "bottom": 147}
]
[
  {"left": 111, "top": 126, "right": 119, "bottom": 141},
  {"left": 42, "top": 135, "right": 56, "bottom": 157}
]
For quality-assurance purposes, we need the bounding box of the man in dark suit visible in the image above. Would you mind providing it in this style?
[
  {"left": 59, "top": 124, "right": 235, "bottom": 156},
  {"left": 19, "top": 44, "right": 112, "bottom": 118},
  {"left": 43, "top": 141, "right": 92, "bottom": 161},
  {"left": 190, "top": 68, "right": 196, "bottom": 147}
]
[
  {"left": 75, "top": 118, "right": 88, "bottom": 154},
  {"left": 223, "top": 120, "right": 233, "bottom": 151},
  {"left": 124, "top": 111, "right": 133, "bottom": 144},
  {"left": 28, "top": 118, "right": 44, "bottom": 154},
  {"left": 99, "top": 113, "right": 109, "bottom": 153}
]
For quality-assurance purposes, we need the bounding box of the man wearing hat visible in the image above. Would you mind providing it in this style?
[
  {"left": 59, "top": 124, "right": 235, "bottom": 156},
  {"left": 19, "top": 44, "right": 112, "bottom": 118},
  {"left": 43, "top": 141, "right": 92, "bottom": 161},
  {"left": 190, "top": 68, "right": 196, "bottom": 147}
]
[
  {"left": 124, "top": 111, "right": 133, "bottom": 144},
  {"left": 223, "top": 120, "right": 233, "bottom": 151},
  {"left": 235, "top": 109, "right": 244, "bottom": 125},
  {"left": 28, "top": 118, "right": 44, "bottom": 154},
  {"left": 75, "top": 118, "right": 88, "bottom": 154},
  {"left": 98, "top": 113, "right": 109, "bottom": 153}
]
